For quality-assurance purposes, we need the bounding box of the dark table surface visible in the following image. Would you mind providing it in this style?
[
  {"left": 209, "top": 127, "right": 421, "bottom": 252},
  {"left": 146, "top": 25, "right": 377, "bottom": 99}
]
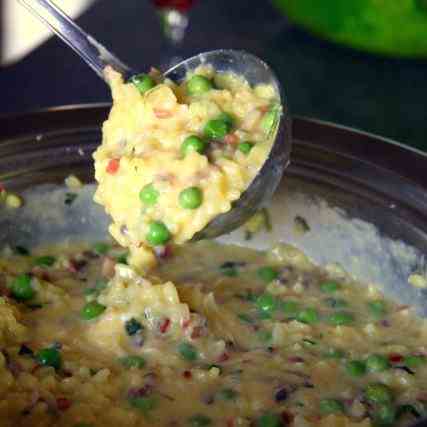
[{"left": 1, "top": 0, "right": 427, "bottom": 150}]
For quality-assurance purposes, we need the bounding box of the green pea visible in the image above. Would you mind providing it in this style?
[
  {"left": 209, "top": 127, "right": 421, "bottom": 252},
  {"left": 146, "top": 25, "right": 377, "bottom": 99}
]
[
  {"left": 204, "top": 118, "right": 231, "bottom": 139},
  {"left": 125, "top": 318, "right": 143, "bottom": 336},
  {"left": 297, "top": 307, "right": 319, "bottom": 324},
  {"left": 36, "top": 347, "right": 61, "bottom": 370},
  {"left": 81, "top": 301, "right": 106, "bottom": 320},
  {"left": 179, "top": 187, "right": 203, "bottom": 209},
  {"left": 373, "top": 404, "right": 396, "bottom": 427},
  {"left": 146, "top": 221, "right": 171, "bottom": 246},
  {"left": 186, "top": 75, "right": 213, "bottom": 95},
  {"left": 324, "top": 348, "right": 345, "bottom": 359},
  {"left": 368, "top": 300, "right": 387, "bottom": 318},
  {"left": 327, "top": 311, "right": 354, "bottom": 326},
  {"left": 178, "top": 342, "right": 198, "bottom": 361},
  {"left": 404, "top": 355, "right": 426, "bottom": 368},
  {"left": 238, "top": 142, "right": 254, "bottom": 155},
  {"left": 256, "top": 412, "right": 282, "bottom": 427},
  {"left": 281, "top": 300, "right": 300, "bottom": 317},
  {"left": 366, "top": 354, "right": 390, "bottom": 372},
  {"left": 365, "top": 383, "right": 394, "bottom": 404},
  {"left": 256, "top": 293, "right": 278, "bottom": 315},
  {"left": 11, "top": 274, "right": 35, "bottom": 301},
  {"left": 131, "top": 73, "right": 156, "bottom": 95},
  {"left": 181, "top": 135, "right": 207, "bottom": 156},
  {"left": 139, "top": 183, "right": 159, "bottom": 205},
  {"left": 129, "top": 396, "right": 158, "bottom": 414},
  {"left": 320, "top": 281, "right": 340, "bottom": 293},
  {"left": 93, "top": 242, "right": 110, "bottom": 255},
  {"left": 34, "top": 255, "right": 56, "bottom": 267},
  {"left": 345, "top": 360, "right": 367, "bottom": 377},
  {"left": 217, "top": 388, "right": 238, "bottom": 400},
  {"left": 257, "top": 266, "right": 279, "bottom": 283},
  {"left": 260, "top": 105, "right": 280, "bottom": 135},
  {"left": 319, "top": 399, "right": 344, "bottom": 415},
  {"left": 119, "top": 355, "right": 146, "bottom": 369},
  {"left": 188, "top": 414, "right": 212, "bottom": 427}
]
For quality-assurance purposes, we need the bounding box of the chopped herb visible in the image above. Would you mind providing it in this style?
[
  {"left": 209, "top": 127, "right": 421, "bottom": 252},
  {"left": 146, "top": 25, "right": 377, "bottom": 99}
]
[
  {"left": 220, "top": 261, "right": 244, "bottom": 277},
  {"left": 258, "top": 330, "right": 272, "bottom": 342},
  {"left": 324, "top": 348, "right": 345, "bottom": 359},
  {"left": 64, "top": 192, "right": 78, "bottom": 206},
  {"left": 93, "top": 243, "right": 110, "bottom": 255},
  {"left": 178, "top": 342, "right": 198, "bottom": 361},
  {"left": 128, "top": 395, "right": 158, "bottom": 415},
  {"left": 125, "top": 318, "right": 143, "bottom": 336},
  {"left": 34, "top": 255, "right": 56, "bottom": 267},
  {"left": 320, "top": 399, "right": 344, "bottom": 415},
  {"left": 217, "top": 388, "right": 238, "bottom": 401},
  {"left": 257, "top": 266, "right": 279, "bottom": 283},
  {"left": 368, "top": 300, "right": 387, "bottom": 318},
  {"left": 84, "top": 280, "right": 107, "bottom": 297},
  {"left": 116, "top": 253, "right": 128, "bottom": 264},
  {"left": 188, "top": 414, "right": 212, "bottom": 427},
  {"left": 256, "top": 412, "right": 282, "bottom": 427},
  {"left": 14, "top": 245, "right": 30, "bottom": 256},
  {"left": 119, "top": 355, "right": 146, "bottom": 369},
  {"left": 294, "top": 216, "right": 310, "bottom": 234},
  {"left": 18, "top": 344, "right": 34, "bottom": 356},
  {"left": 237, "top": 313, "right": 254, "bottom": 324},
  {"left": 404, "top": 355, "right": 426, "bottom": 368},
  {"left": 36, "top": 347, "right": 61, "bottom": 370}
]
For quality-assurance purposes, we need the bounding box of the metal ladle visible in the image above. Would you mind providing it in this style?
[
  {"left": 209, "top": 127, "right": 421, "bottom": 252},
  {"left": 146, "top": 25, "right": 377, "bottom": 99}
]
[{"left": 17, "top": 0, "right": 291, "bottom": 240}]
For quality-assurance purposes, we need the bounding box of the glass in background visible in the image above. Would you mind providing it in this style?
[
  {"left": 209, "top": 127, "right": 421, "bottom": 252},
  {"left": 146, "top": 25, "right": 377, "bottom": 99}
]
[{"left": 152, "top": 0, "right": 197, "bottom": 69}]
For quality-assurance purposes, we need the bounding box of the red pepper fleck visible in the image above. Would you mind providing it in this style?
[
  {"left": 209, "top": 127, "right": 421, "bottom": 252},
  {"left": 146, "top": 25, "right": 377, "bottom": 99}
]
[
  {"left": 224, "top": 133, "right": 239, "bottom": 145},
  {"left": 160, "top": 244, "right": 173, "bottom": 259},
  {"left": 218, "top": 352, "right": 229, "bottom": 362},
  {"left": 226, "top": 417, "right": 235, "bottom": 427},
  {"left": 159, "top": 318, "right": 171, "bottom": 334},
  {"left": 182, "top": 370, "right": 192, "bottom": 379},
  {"left": 281, "top": 411, "right": 294, "bottom": 424},
  {"left": 0, "top": 183, "right": 5, "bottom": 193},
  {"left": 128, "top": 385, "right": 152, "bottom": 398},
  {"left": 191, "top": 326, "right": 204, "bottom": 339},
  {"left": 388, "top": 353, "right": 404, "bottom": 363},
  {"left": 259, "top": 105, "right": 270, "bottom": 113},
  {"left": 106, "top": 158, "right": 120, "bottom": 174},
  {"left": 288, "top": 356, "right": 304, "bottom": 363},
  {"left": 56, "top": 398, "right": 72, "bottom": 411},
  {"left": 154, "top": 109, "right": 172, "bottom": 119}
]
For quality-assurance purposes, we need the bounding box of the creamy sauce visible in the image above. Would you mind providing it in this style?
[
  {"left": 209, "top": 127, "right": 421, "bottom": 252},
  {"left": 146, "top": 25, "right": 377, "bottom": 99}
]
[{"left": 0, "top": 241, "right": 426, "bottom": 427}]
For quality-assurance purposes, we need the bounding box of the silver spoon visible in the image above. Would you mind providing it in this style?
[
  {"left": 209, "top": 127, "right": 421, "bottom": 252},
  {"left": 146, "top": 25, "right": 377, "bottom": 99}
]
[{"left": 18, "top": 0, "right": 291, "bottom": 240}]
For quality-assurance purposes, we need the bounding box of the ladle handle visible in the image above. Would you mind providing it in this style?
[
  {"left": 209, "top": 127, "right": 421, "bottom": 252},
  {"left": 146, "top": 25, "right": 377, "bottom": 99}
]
[{"left": 17, "top": 0, "right": 132, "bottom": 80}]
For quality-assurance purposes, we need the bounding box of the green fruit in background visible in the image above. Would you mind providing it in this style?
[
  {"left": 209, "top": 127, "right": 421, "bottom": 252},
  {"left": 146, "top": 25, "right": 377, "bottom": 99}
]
[{"left": 271, "top": 0, "right": 427, "bottom": 58}]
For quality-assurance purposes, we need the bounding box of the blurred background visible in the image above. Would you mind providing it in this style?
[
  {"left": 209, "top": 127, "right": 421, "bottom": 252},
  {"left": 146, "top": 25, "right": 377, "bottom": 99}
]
[{"left": 1, "top": 0, "right": 427, "bottom": 150}]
